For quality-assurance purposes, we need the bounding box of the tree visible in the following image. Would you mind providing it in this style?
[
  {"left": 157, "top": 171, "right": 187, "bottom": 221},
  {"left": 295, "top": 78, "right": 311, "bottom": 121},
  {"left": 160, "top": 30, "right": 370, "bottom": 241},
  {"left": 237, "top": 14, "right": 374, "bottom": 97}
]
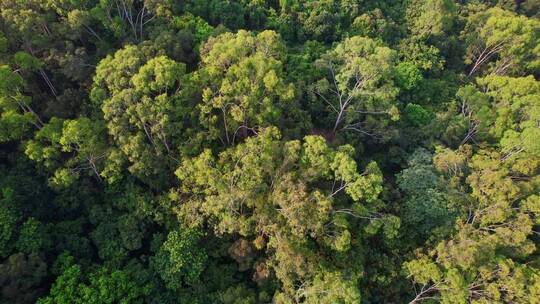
[
  {"left": 25, "top": 117, "right": 109, "bottom": 188},
  {"left": 0, "top": 253, "right": 48, "bottom": 304},
  {"left": 477, "top": 75, "right": 540, "bottom": 159},
  {"left": 463, "top": 7, "right": 540, "bottom": 76},
  {"left": 16, "top": 218, "right": 51, "bottom": 254},
  {"left": 0, "top": 158, "right": 54, "bottom": 260},
  {"left": 0, "top": 188, "right": 19, "bottom": 258},
  {"left": 406, "top": 0, "right": 457, "bottom": 38},
  {"left": 403, "top": 104, "right": 431, "bottom": 127},
  {"left": 313, "top": 36, "right": 399, "bottom": 138},
  {"left": 295, "top": 270, "right": 361, "bottom": 304},
  {"left": 151, "top": 228, "right": 207, "bottom": 290},
  {"left": 0, "top": 65, "right": 40, "bottom": 142},
  {"left": 37, "top": 254, "right": 151, "bottom": 304},
  {"left": 175, "top": 127, "right": 391, "bottom": 299},
  {"left": 198, "top": 30, "right": 294, "bottom": 144},
  {"left": 397, "top": 38, "right": 445, "bottom": 72},
  {"left": 268, "top": 0, "right": 360, "bottom": 43},
  {"left": 87, "top": 181, "right": 156, "bottom": 266},
  {"left": 91, "top": 45, "right": 192, "bottom": 187},
  {"left": 104, "top": 55, "right": 186, "bottom": 155},
  {"left": 403, "top": 71, "right": 540, "bottom": 301},
  {"left": 0, "top": 0, "right": 53, "bottom": 46},
  {"left": 184, "top": 0, "right": 249, "bottom": 30},
  {"left": 87, "top": 0, "right": 167, "bottom": 41},
  {"left": 173, "top": 13, "right": 214, "bottom": 44},
  {"left": 349, "top": 9, "right": 400, "bottom": 44},
  {"left": 395, "top": 62, "right": 423, "bottom": 91},
  {"left": 454, "top": 75, "right": 540, "bottom": 160},
  {"left": 404, "top": 146, "right": 540, "bottom": 303},
  {"left": 295, "top": 1, "right": 345, "bottom": 43},
  {"left": 396, "top": 149, "right": 457, "bottom": 241}
]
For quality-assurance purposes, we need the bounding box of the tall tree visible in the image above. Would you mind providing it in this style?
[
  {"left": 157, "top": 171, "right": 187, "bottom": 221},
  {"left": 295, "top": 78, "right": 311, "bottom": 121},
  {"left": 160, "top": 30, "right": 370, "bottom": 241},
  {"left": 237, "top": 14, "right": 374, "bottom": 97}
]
[
  {"left": 0, "top": 65, "right": 41, "bottom": 142},
  {"left": 406, "top": 0, "right": 457, "bottom": 38},
  {"left": 91, "top": 45, "right": 192, "bottom": 187},
  {"left": 455, "top": 75, "right": 540, "bottom": 160},
  {"left": 404, "top": 148, "right": 540, "bottom": 303},
  {"left": 25, "top": 117, "right": 109, "bottom": 188},
  {"left": 463, "top": 7, "right": 540, "bottom": 76},
  {"left": 312, "top": 36, "right": 399, "bottom": 138},
  {"left": 175, "top": 127, "right": 396, "bottom": 301},
  {"left": 198, "top": 30, "right": 294, "bottom": 145}
]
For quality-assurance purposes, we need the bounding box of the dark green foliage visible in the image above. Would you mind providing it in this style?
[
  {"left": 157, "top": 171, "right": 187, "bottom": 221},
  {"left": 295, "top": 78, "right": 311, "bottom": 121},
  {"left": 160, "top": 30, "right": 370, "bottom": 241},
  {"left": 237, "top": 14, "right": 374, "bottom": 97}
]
[
  {"left": 395, "top": 61, "right": 423, "bottom": 91},
  {"left": 16, "top": 218, "right": 51, "bottom": 254},
  {"left": 404, "top": 104, "right": 431, "bottom": 127},
  {"left": 0, "top": 253, "right": 48, "bottom": 304},
  {"left": 397, "top": 149, "right": 457, "bottom": 240},
  {"left": 0, "top": 189, "right": 18, "bottom": 258},
  {"left": 38, "top": 254, "right": 151, "bottom": 304},
  {"left": 152, "top": 228, "right": 207, "bottom": 290}
]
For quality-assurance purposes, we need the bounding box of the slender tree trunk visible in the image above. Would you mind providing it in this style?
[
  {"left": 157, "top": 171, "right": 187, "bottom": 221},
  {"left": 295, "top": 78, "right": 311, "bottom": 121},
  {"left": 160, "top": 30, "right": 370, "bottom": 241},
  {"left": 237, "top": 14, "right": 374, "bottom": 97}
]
[
  {"left": 88, "top": 157, "right": 103, "bottom": 183},
  {"left": 333, "top": 107, "right": 345, "bottom": 133},
  {"left": 39, "top": 69, "right": 57, "bottom": 96},
  {"left": 84, "top": 25, "right": 103, "bottom": 42}
]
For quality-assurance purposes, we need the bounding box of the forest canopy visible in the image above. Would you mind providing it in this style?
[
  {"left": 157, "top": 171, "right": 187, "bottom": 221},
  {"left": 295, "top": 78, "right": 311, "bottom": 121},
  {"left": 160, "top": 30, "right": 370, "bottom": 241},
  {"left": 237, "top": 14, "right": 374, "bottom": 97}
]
[{"left": 0, "top": 0, "right": 539, "bottom": 303}]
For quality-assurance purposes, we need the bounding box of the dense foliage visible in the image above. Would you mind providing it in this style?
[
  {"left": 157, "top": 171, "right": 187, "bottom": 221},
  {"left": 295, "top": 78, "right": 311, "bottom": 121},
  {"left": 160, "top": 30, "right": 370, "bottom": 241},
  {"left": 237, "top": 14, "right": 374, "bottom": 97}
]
[{"left": 0, "top": 1, "right": 539, "bottom": 303}]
